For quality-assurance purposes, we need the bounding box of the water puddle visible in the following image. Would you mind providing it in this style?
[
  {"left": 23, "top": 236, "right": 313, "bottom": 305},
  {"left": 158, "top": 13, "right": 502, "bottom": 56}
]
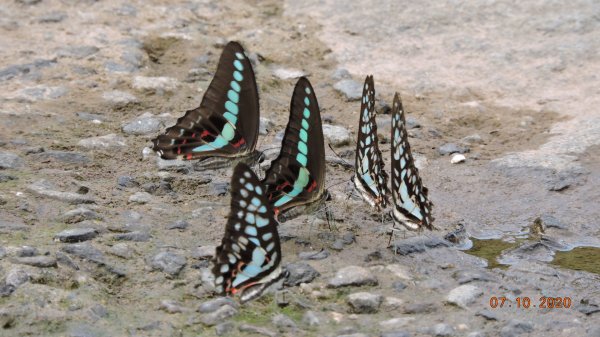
[{"left": 464, "top": 237, "right": 600, "bottom": 275}]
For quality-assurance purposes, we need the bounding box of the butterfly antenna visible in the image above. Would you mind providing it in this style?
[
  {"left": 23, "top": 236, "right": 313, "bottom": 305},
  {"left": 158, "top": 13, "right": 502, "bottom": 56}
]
[{"left": 327, "top": 143, "right": 353, "bottom": 169}]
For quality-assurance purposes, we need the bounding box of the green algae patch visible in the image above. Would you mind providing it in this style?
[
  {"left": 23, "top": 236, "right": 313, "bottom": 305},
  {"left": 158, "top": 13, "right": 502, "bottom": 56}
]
[
  {"left": 552, "top": 246, "right": 600, "bottom": 275},
  {"left": 464, "top": 238, "right": 519, "bottom": 269}
]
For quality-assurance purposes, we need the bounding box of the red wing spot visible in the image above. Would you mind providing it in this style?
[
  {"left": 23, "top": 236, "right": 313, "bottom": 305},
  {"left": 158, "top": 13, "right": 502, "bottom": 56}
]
[
  {"left": 200, "top": 130, "right": 211, "bottom": 139},
  {"left": 307, "top": 180, "right": 317, "bottom": 192},
  {"left": 232, "top": 137, "right": 246, "bottom": 148},
  {"left": 276, "top": 181, "right": 290, "bottom": 191},
  {"left": 191, "top": 133, "right": 196, "bottom": 138},
  {"left": 182, "top": 139, "right": 187, "bottom": 145},
  {"left": 274, "top": 208, "right": 280, "bottom": 217},
  {"left": 186, "top": 154, "right": 192, "bottom": 160},
  {"left": 177, "top": 147, "right": 181, "bottom": 155}
]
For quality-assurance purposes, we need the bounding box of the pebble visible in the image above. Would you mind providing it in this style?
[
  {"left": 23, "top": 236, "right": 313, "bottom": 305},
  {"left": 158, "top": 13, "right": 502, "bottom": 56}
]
[
  {"left": 215, "top": 322, "right": 235, "bottom": 336},
  {"left": 380, "top": 318, "right": 415, "bottom": 331},
  {"left": 334, "top": 79, "right": 363, "bottom": 101},
  {"left": 385, "top": 264, "right": 412, "bottom": 280},
  {"left": 12, "top": 256, "right": 57, "bottom": 268},
  {"left": 121, "top": 49, "right": 144, "bottom": 68},
  {"left": 302, "top": 310, "right": 321, "bottom": 327},
  {"left": 323, "top": 124, "right": 352, "bottom": 147},
  {"left": 198, "top": 297, "right": 239, "bottom": 313},
  {"left": 16, "top": 246, "right": 38, "bottom": 257},
  {"left": 159, "top": 300, "right": 186, "bottom": 314},
  {"left": 298, "top": 249, "right": 330, "bottom": 260},
  {"left": 149, "top": 251, "right": 186, "bottom": 276},
  {"left": 476, "top": 309, "right": 498, "bottom": 321},
  {"left": 500, "top": 320, "right": 534, "bottom": 337},
  {"left": 238, "top": 324, "right": 277, "bottom": 337},
  {"left": 0, "top": 152, "right": 24, "bottom": 169},
  {"left": 403, "top": 302, "right": 437, "bottom": 314},
  {"left": 14, "top": 85, "right": 68, "bottom": 101},
  {"left": 108, "top": 243, "right": 133, "bottom": 259},
  {"left": 328, "top": 265, "right": 378, "bottom": 288},
  {"left": 331, "top": 239, "right": 345, "bottom": 251},
  {"left": 447, "top": 285, "right": 483, "bottom": 308},
  {"left": 381, "top": 331, "right": 411, "bottom": 337},
  {"left": 391, "top": 237, "right": 449, "bottom": 255},
  {"left": 284, "top": 262, "right": 320, "bottom": 286},
  {"left": 347, "top": 292, "right": 383, "bottom": 314},
  {"left": 56, "top": 45, "right": 99, "bottom": 59},
  {"left": 113, "top": 231, "right": 150, "bottom": 242},
  {"left": 342, "top": 232, "right": 356, "bottom": 244},
  {"left": 192, "top": 245, "right": 216, "bottom": 259},
  {"left": 200, "top": 305, "right": 238, "bottom": 326},
  {"left": 450, "top": 154, "right": 466, "bottom": 164},
  {"left": 38, "top": 11, "right": 67, "bottom": 23},
  {"left": 61, "top": 208, "right": 101, "bottom": 223},
  {"left": 539, "top": 214, "right": 567, "bottom": 229},
  {"left": 272, "top": 313, "right": 297, "bottom": 332},
  {"left": 461, "top": 134, "right": 484, "bottom": 144},
  {"left": 117, "top": 176, "right": 137, "bottom": 188},
  {"left": 259, "top": 117, "right": 274, "bottom": 135},
  {"left": 430, "top": 323, "right": 455, "bottom": 336},
  {"left": 55, "top": 228, "right": 99, "bottom": 243},
  {"left": 102, "top": 90, "right": 138, "bottom": 106},
  {"left": 128, "top": 192, "right": 152, "bottom": 204},
  {"left": 210, "top": 182, "right": 229, "bottom": 196},
  {"left": 453, "top": 270, "right": 495, "bottom": 284},
  {"left": 272, "top": 67, "right": 306, "bottom": 80},
  {"left": 392, "top": 281, "right": 408, "bottom": 292},
  {"left": 331, "top": 68, "right": 351, "bottom": 80},
  {"left": 27, "top": 180, "right": 95, "bottom": 204},
  {"left": 31, "top": 151, "right": 90, "bottom": 164},
  {"left": 61, "top": 244, "right": 104, "bottom": 264},
  {"left": 5, "top": 269, "right": 29, "bottom": 288},
  {"left": 132, "top": 76, "right": 179, "bottom": 94},
  {"left": 438, "top": 143, "right": 470, "bottom": 155},
  {"left": 122, "top": 115, "right": 164, "bottom": 135},
  {"left": 166, "top": 220, "right": 189, "bottom": 230},
  {"left": 78, "top": 134, "right": 126, "bottom": 149}
]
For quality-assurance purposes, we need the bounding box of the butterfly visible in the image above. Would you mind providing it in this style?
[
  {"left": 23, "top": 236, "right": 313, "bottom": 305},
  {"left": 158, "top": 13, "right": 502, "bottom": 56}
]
[
  {"left": 262, "top": 77, "right": 327, "bottom": 222},
  {"left": 212, "top": 162, "right": 282, "bottom": 303},
  {"left": 390, "top": 93, "right": 434, "bottom": 230},
  {"left": 152, "top": 41, "right": 260, "bottom": 169},
  {"left": 353, "top": 75, "right": 389, "bottom": 210}
]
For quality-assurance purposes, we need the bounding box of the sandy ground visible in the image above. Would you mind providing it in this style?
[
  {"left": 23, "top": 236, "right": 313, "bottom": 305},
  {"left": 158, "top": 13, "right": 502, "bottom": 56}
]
[{"left": 0, "top": 0, "right": 599, "bottom": 336}]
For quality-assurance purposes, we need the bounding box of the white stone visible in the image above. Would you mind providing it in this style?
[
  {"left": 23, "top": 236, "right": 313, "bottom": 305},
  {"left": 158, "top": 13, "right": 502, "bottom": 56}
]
[
  {"left": 132, "top": 76, "right": 179, "bottom": 93},
  {"left": 447, "top": 284, "right": 483, "bottom": 308},
  {"left": 385, "top": 264, "right": 412, "bottom": 280},
  {"left": 451, "top": 154, "right": 466, "bottom": 164},
  {"left": 272, "top": 67, "right": 306, "bottom": 80}
]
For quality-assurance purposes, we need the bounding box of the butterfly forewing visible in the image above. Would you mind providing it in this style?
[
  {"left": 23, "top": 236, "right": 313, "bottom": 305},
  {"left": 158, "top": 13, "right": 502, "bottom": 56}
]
[
  {"left": 152, "top": 41, "right": 259, "bottom": 160},
  {"left": 353, "top": 75, "right": 389, "bottom": 209},
  {"left": 262, "top": 77, "right": 326, "bottom": 216},
  {"left": 390, "top": 93, "right": 434, "bottom": 230},
  {"left": 212, "top": 163, "right": 282, "bottom": 302}
]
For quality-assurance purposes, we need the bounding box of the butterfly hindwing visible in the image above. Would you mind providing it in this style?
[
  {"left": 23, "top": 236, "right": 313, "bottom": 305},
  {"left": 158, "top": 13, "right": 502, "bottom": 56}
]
[
  {"left": 262, "top": 77, "right": 326, "bottom": 217},
  {"left": 152, "top": 41, "right": 259, "bottom": 160},
  {"left": 353, "top": 75, "right": 389, "bottom": 209},
  {"left": 390, "top": 93, "right": 434, "bottom": 230},
  {"left": 212, "top": 163, "right": 282, "bottom": 302}
]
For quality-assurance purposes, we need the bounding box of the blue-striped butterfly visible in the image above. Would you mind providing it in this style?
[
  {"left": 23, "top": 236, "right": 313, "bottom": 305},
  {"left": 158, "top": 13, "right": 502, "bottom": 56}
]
[
  {"left": 152, "top": 41, "right": 260, "bottom": 169},
  {"left": 212, "top": 163, "right": 282, "bottom": 303},
  {"left": 353, "top": 75, "right": 389, "bottom": 210},
  {"left": 391, "top": 93, "right": 434, "bottom": 230},
  {"left": 262, "top": 77, "right": 327, "bottom": 222}
]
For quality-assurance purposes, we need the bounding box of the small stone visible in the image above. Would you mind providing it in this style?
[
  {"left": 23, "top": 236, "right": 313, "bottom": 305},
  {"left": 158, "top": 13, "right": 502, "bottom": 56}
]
[
  {"left": 298, "top": 249, "right": 330, "bottom": 260},
  {"left": 121, "top": 49, "right": 144, "bottom": 68},
  {"left": 200, "top": 305, "right": 238, "bottom": 326},
  {"left": 328, "top": 265, "right": 378, "bottom": 288},
  {"left": 238, "top": 324, "right": 277, "bottom": 337},
  {"left": 331, "top": 239, "right": 345, "bottom": 251},
  {"left": 453, "top": 270, "right": 495, "bottom": 284},
  {"left": 302, "top": 310, "right": 321, "bottom": 327},
  {"left": 215, "top": 322, "right": 235, "bottom": 336},
  {"left": 104, "top": 61, "right": 136, "bottom": 74},
  {"left": 272, "top": 314, "right": 297, "bottom": 332},
  {"left": 385, "top": 264, "right": 412, "bottom": 280},
  {"left": 323, "top": 124, "right": 352, "bottom": 147},
  {"left": 259, "top": 117, "right": 274, "bottom": 135},
  {"left": 342, "top": 232, "right": 356, "bottom": 244},
  {"left": 113, "top": 231, "right": 150, "bottom": 242},
  {"left": 38, "top": 11, "right": 67, "bottom": 23},
  {"left": 78, "top": 134, "right": 126, "bottom": 149},
  {"left": 132, "top": 76, "right": 179, "bottom": 94},
  {"left": 31, "top": 151, "right": 90, "bottom": 164},
  {"left": 391, "top": 237, "right": 449, "bottom": 255},
  {"left": 159, "top": 300, "right": 185, "bottom": 313},
  {"left": 108, "top": 243, "right": 133, "bottom": 259},
  {"left": 450, "top": 154, "right": 466, "bottom": 164},
  {"left": 334, "top": 79, "right": 363, "bottom": 101},
  {"left": 149, "top": 251, "right": 186, "bottom": 276},
  {"left": 16, "top": 246, "right": 38, "bottom": 257},
  {"left": 198, "top": 297, "right": 239, "bottom": 313},
  {"left": 56, "top": 45, "right": 99, "bottom": 59},
  {"left": 347, "top": 292, "right": 383, "bottom": 314},
  {"left": 210, "top": 182, "right": 229, "bottom": 196},
  {"left": 284, "top": 262, "right": 320, "bottom": 286},
  {"left": 461, "top": 134, "right": 483, "bottom": 144},
  {"left": 438, "top": 143, "right": 469, "bottom": 155},
  {"left": 55, "top": 252, "right": 79, "bottom": 270},
  {"left": 192, "top": 246, "right": 216, "bottom": 259},
  {"left": 403, "top": 302, "right": 437, "bottom": 314},
  {"left": 447, "top": 285, "right": 483, "bottom": 308},
  {"left": 272, "top": 67, "right": 306, "bottom": 80},
  {"left": 13, "top": 85, "right": 68, "bottom": 101},
  {"left": 381, "top": 331, "right": 411, "bottom": 337},
  {"left": 61, "top": 208, "right": 101, "bottom": 223},
  {"left": 166, "top": 220, "right": 189, "bottom": 230},
  {"left": 431, "top": 323, "right": 455, "bottom": 336},
  {"left": 392, "top": 281, "right": 407, "bottom": 292},
  {"left": 331, "top": 68, "right": 351, "bottom": 80},
  {"left": 539, "top": 214, "right": 567, "bottom": 229},
  {"left": 117, "top": 176, "right": 137, "bottom": 188},
  {"left": 500, "top": 320, "right": 534, "bottom": 337},
  {"left": 5, "top": 269, "right": 29, "bottom": 288},
  {"left": 102, "top": 90, "right": 138, "bottom": 106},
  {"left": 476, "top": 309, "right": 498, "bottom": 321},
  {"left": 90, "top": 304, "right": 109, "bottom": 318},
  {"left": 55, "top": 228, "right": 98, "bottom": 243},
  {"left": 122, "top": 115, "right": 164, "bottom": 135},
  {"left": 0, "top": 152, "right": 24, "bottom": 169},
  {"left": 128, "top": 192, "right": 152, "bottom": 204},
  {"left": 61, "top": 244, "right": 104, "bottom": 264},
  {"left": 12, "top": 256, "right": 57, "bottom": 268},
  {"left": 27, "top": 180, "right": 95, "bottom": 204}
]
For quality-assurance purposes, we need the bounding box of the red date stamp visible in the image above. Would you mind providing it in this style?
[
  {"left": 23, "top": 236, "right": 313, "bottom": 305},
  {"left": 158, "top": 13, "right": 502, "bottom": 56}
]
[{"left": 489, "top": 296, "right": 572, "bottom": 309}]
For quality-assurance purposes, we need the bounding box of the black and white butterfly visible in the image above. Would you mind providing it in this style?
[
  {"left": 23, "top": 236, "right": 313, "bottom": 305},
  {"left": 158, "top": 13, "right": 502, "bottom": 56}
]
[
  {"left": 390, "top": 93, "right": 434, "bottom": 230},
  {"left": 152, "top": 41, "right": 260, "bottom": 169},
  {"left": 353, "top": 75, "right": 389, "bottom": 210},
  {"left": 212, "top": 163, "right": 282, "bottom": 303},
  {"left": 262, "top": 77, "right": 327, "bottom": 222}
]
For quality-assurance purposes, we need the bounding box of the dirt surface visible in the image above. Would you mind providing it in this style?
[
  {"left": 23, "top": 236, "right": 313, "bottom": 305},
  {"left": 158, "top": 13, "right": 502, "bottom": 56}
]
[{"left": 0, "top": 0, "right": 599, "bottom": 336}]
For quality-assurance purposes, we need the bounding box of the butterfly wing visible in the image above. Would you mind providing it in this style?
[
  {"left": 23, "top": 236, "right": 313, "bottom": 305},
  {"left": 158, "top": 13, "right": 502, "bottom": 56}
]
[
  {"left": 152, "top": 41, "right": 259, "bottom": 160},
  {"left": 262, "top": 77, "right": 326, "bottom": 215},
  {"left": 390, "top": 93, "right": 434, "bottom": 230},
  {"left": 212, "top": 163, "right": 282, "bottom": 303},
  {"left": 353, "top": 75, "right": 389, "bottom": 209}
]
